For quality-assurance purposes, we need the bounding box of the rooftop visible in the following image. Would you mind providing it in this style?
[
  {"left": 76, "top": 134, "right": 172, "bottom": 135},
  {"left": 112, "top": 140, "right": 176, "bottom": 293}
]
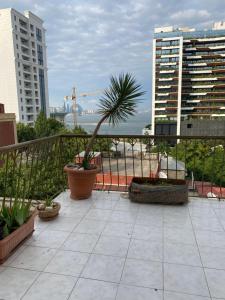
[
  {"left": 154, "top": 21, "right": 225, "bottom": 39},
  {"left": 1, "top": 190, "right": 225, "bottom": 299}
]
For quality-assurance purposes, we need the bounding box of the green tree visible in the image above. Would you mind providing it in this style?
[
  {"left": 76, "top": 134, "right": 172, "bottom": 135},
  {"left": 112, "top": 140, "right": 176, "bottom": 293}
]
[
  {"left": 35, "top": 111, "right": 49, "bottom": 138},
  {"left": 16, "top": 123, "right": 36, "bottom": 142},
  {"left": 35, "top": 111, "right": 66, "bottom": 138}
]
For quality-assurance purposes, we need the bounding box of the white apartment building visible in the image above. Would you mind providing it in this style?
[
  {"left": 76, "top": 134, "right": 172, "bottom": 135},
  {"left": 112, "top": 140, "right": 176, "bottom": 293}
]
[
  {"left": 0, "top": 8, "right": 49, "bottom": 125},
  {"left": 152, "top": 22, "right": 225, "bottom": 136}
]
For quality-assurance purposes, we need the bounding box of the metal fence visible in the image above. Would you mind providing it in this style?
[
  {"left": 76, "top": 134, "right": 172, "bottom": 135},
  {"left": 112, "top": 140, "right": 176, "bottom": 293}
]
[{"left": 1, "top": 134, "right": 225, "bottom": 202}]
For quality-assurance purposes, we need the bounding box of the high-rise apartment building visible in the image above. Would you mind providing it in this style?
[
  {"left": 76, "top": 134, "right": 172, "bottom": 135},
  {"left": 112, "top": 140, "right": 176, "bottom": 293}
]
[
  {"left": 152, "top": 22, "right": 225, "bottom": 135},
  {"left": 0, "top": 8, "right": 49, "bottom": 125}
]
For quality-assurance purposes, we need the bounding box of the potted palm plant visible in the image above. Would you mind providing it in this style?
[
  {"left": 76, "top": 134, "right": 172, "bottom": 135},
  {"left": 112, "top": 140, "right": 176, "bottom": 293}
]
[{"left": 64, "top": 73, "right": 145, "bottom": 199}]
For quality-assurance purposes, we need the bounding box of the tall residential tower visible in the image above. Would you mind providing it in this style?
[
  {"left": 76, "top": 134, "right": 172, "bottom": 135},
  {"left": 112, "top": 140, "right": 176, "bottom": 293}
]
[
  {"left": 152, "top": 22, "right": 225, "bottom": 136},
  {"left": 0, "top": 8, "right": 49, "bottom": 125}
]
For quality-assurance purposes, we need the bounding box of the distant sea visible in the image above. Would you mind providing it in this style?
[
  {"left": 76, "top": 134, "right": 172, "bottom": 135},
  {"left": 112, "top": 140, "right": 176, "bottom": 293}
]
[{"left": 65, "top": 111, "right": 151, "bottom": 135}]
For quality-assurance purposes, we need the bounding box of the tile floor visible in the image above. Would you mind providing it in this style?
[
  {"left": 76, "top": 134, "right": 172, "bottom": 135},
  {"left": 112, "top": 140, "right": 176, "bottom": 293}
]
[{"left": 1, "top": 191, "right": 225, "bottom": 299}]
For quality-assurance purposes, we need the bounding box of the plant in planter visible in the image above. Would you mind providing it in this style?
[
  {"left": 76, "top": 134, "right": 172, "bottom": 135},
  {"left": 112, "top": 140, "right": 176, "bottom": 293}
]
[
  {"left": 64, "top": 73, "right": 145, "bottom": 200},
  {"left": 129, "top": 177, "right": 188, "bottom": 205},
  {"left": 0, "top": 199, "right": 35, "bottom": 264},
  {"left": 0, "top": 216, "right": 5, "bottom": 241},
  {"left": 37, "top": 196, "right": 61, "bottom": 221}
]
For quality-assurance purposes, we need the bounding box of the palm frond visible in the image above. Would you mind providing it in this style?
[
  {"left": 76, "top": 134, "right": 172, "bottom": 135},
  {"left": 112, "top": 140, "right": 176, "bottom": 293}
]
[{"left": 97, "top": 73, "right": 145, "bottom": 126}]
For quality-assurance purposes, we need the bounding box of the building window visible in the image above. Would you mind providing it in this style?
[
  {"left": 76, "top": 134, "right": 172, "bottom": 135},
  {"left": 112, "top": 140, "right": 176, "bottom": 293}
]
[
  {"left": 15, "top": 25, "right": 17, "bottom": 30},
  {"left": 19, "top": 80, "right": 21, "bottom": 85},
  {"left": 36, "top": 28, "right": 42, "bottom": 42},
  {"left": 32, "top": 41, "right": 35, "bottom": 48},
  {"left": 18, "top": 62, "right": 20, "bottom": 67},
  {"left": 14, "top": 15, "right": 16, "bottom": 21},
  {"left": 17, "top": 53, "right": 19, "bottom": 58},
  {"left": 21, "top": 106, "right": 23, "bottom": 111},
  {"left": 187, "top": 124, "right": 192, "bottom": 129},
  {"left": 30, "top": 24, "right": 34, "bottom": 31},
  {"left": 22, "top": 115, "right": 24, "bottom": 120},
  {"left": 15, "top": 34, "right": 18, "bottom": 40},
  {"left": 39, "top": 68, "right": 46, "bottom": 114},
  {"left": 21, "top": 98, "right": 23, "bottom": 102},
  {"left": 33, "top": 66, "right": 37, "bottom": 73},
  {"left": 37, "top": 44, "right": 43, "bottom": 65},
  {"left": 18, "top": 71, "right": 21, "bottom": 76},
  {"left": 20, "top": 89, "right": 22, "bottom": 94}
]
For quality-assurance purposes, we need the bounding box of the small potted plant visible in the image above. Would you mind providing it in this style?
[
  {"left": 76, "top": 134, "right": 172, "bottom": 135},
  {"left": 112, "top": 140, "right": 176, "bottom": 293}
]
[
  {"left": 64, "top": 73, "right": 145, "bottom": 200},
  {"left": 37, "top": 197, "right": 61, "bottom": 220}
]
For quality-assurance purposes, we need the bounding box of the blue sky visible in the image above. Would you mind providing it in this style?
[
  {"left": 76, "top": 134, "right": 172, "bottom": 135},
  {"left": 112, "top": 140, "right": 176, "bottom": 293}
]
[{"left": 1, "top": 0, "right": 225, "bottom": 111}]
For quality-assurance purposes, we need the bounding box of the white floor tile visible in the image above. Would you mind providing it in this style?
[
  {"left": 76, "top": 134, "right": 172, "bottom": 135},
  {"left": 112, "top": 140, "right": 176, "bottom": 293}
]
[
  {"left": 109, "top": 210, "right": 137, "bottom": 224},
  {"left": 44, "top": 250, "right": 89, "bottom": 276},
  {"left": 45, "top": 216, "right": 81, "bottom": 232},
  {"left": 74, "top": 219, "right": 106, "bottom": 235},
  {"left": 191, "top": 216, "right": 224, "bottom": 232},
  {"left": 128, "top": 239, "right": 163, "bottom": 262},
  {"left": 164, "top": 242, "right": 202, "bottom": 266},
  {"left": 22, "top": 272, "right": 77, "bottom": 300},
  {"left": 195, "top": 230, "right": 225, "bottom": 248},
  {"left": 29, "top": 230, "right": 70, "bottom": 249},
  {"left": 121, "top": 258, "right": 163, "bottom": 289},
  {"left": 92, "top": 198, "right": 117, "bottom": 210},
  {"left": 200, "top": 246, "right": 225, "bottom": 269},
  {"left": 81, "top": 254, "right": 125, "bottom": 282},
  {"left": 136, "top": 213, "right": 163, "bottom": 227},
  {"left": 132, "top": 224, "right": 163, "bottom": 242},
  {"left": 205, "top": 268, "right": 225, "bottom": 298},
  {"left": 9, "top": 246, "right": 56, "bottom": 271},
  {"left": 69, "top": 278, "right": 117, "bottom": 300},
  {"left": 93, "top": 235, "right": 130, "bottom": 257},
  {"left": 62, "top": 232, "right": 99, "bottom": 253},
  {"left": 0, "top": 267, "right": 38, "bottom": 300},
  {"left": 116, "top": 284, "right": 163, "bottom": 300},
  {"left": 164, "top": 291, "right": 210, "bottom": 300},
  {"left": 164, "top": 263, "right": 210, "bottom": 297},
  {"left": 103, "top": 222, "right": 133, "bottom": 238},
  {"left": 85, "top": 208, "right": 112, "bottom": 221},
  {"left": 164, "top": 227, "right": 196, "bottom": 245}
]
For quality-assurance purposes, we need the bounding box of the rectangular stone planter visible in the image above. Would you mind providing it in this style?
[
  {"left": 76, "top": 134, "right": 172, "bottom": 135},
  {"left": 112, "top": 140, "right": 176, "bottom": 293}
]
[
  {"left": 129, "top": 177, "right": 188, "bottom": 205},
  {"left": 0, "top": 212, "right": 36, "bottom": 264}
]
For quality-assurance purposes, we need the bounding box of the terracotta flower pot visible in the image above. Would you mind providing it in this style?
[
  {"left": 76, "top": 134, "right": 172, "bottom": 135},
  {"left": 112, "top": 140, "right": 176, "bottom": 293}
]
[
  {"left": 64, "top": 165, "right": 98, "bottom": 200},
  {"left": 0, "top": 212, "right": 36, "bottom": 264}
]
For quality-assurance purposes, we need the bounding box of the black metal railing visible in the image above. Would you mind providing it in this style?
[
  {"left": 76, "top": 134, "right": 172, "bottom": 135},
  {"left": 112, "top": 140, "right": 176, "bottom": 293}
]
[{"left": 1, "top": 134, "right": 225, "bottom": 202}]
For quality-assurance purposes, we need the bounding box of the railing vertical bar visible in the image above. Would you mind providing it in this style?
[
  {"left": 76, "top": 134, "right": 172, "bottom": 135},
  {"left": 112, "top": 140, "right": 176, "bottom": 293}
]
[
  {"left": 140, "top": 139, "right": 144, "bottom": 178},
  {"left": 123, "top": 138, "right": 128, "bottom": 188}
]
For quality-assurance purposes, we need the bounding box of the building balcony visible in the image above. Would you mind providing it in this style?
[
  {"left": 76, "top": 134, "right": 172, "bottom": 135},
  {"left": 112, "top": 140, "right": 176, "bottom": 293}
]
[{"left": 1, "top": 134, "right": 225, "bottom": 298}]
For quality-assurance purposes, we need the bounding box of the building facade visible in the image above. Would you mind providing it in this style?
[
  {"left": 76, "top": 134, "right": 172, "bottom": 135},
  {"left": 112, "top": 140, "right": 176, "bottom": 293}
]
[
  {"left": 0, "top": 8, "right": 49, "bottom": 125},
  {"left": 152, "top": 22, "right": 225, "bottom": 135},
  {"left": 0, "top": 103, "right": 17, "bottom": 147}
]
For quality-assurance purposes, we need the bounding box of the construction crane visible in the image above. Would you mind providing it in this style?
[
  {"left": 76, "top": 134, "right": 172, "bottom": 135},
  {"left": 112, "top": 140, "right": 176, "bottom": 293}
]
[{"left": 64, "top": 87, "right": 102, "bottom": 128}]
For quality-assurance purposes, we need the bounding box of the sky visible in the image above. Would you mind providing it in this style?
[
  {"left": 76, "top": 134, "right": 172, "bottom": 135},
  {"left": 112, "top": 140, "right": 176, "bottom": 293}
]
[{"left": 1, "top": 0, "right": 225, "bottom": 111}]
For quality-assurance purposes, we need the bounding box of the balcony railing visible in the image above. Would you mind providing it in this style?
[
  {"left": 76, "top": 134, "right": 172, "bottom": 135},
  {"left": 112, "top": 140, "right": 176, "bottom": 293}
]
[{"left": 1, "top": 134, "right": 225, "bottom": 203}]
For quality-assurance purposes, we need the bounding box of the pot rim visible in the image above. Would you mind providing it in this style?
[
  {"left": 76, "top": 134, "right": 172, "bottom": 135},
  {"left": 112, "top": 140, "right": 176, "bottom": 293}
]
[{"left": 64, "top": 165, "right": 99, "bottom": 174}]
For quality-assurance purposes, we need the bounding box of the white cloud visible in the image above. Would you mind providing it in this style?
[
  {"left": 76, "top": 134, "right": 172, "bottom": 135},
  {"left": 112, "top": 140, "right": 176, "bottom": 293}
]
[{"left": 170, "top": 9, "right": 210, "bottom": 21}]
